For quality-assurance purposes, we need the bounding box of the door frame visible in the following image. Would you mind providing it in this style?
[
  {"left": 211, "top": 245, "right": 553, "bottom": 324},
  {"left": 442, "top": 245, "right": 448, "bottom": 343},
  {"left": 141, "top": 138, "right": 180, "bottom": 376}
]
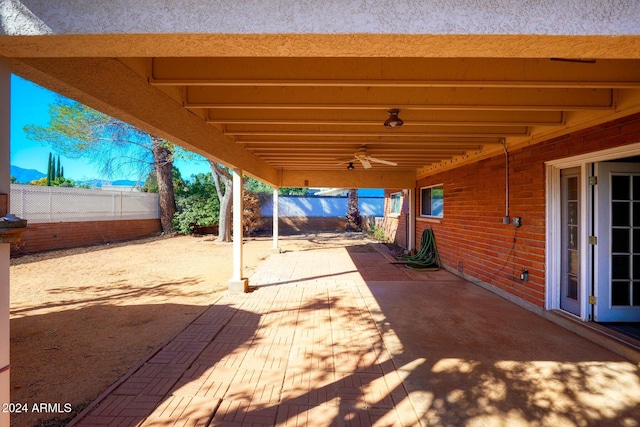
[{"left": 546, "top": 142, "right": 640, "bottom": 321}]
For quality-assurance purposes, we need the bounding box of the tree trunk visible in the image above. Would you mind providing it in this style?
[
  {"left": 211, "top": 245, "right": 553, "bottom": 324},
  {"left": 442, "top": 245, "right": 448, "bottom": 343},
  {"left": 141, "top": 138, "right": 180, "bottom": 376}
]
[
  {"left": 210, "top": 161, "right": 233, "bottom": 242},
  {"left": 151, "top": 136, "right": 176, "bottom": 234},
  {"left": 346, "top": 188, "right": 362, "bottom": 231}
]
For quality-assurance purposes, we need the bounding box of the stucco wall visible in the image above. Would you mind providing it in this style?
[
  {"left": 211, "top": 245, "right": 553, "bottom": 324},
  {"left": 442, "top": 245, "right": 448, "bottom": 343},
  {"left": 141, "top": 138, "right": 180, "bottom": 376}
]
[
  {"left": 4, "top": 0, "right": 639, "bottom": 35},
  {"left": 413, "top": 112, "right": 640, "bottom": 307}
]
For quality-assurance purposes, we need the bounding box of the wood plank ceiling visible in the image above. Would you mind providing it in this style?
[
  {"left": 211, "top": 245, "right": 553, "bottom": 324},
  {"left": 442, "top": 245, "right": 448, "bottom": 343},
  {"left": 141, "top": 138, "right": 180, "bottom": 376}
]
[{"left": 146, "top": 57, "right": 640, "bottom": 172}]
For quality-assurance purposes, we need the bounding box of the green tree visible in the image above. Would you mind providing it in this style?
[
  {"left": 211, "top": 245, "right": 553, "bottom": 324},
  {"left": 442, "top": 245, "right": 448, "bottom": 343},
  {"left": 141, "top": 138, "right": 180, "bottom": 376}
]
[
  {"left": 172, "top": 172, "right": 264, "bottom": 236},
  {"left": 279, "top": 187, "right": 311, "bottom": 196},
  {"left": 25, "top": 97, "right": 176, "bottom": 233},
  {"left": 143, "top": 166, "right": 185, "bottom": 194},
  {"left": 55, "top": 155, "right": 62, "bottom": 179},
  {"left": 10, "top": 176, "right": 17, "bottom": 184},
  {"left": 173, "top": 173, "right": 220, "bottom": 235},
  {"left": 243, "top": 177, "right": 310, "bottom": 196},
  {"left": 46, "top": 152, "right": 53, "bottom": 186},
  {"left": 29, "top": 176, "right": 79, "bottom": 187}
]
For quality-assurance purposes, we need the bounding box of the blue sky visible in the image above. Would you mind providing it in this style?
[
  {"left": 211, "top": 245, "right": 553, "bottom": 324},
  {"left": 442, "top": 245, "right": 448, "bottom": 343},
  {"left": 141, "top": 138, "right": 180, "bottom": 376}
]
[{"left": 10, "top": 75, "right": 211, "bottom": 182}]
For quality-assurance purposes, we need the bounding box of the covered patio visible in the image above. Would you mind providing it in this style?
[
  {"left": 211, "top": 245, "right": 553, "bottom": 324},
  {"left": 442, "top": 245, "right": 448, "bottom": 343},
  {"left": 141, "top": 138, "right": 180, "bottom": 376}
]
[
  {"left": 69, "top": 238, "right": 640, "bottom": 427},
  {"left": 2, "top": 3, "right": 640, "bottom": 425}
]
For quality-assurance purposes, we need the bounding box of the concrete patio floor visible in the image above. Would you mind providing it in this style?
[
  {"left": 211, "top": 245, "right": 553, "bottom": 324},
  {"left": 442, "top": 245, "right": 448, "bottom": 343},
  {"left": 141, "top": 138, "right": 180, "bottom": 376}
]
[{"left": 69, "top": 240, "right": 640, "bottom": 427}]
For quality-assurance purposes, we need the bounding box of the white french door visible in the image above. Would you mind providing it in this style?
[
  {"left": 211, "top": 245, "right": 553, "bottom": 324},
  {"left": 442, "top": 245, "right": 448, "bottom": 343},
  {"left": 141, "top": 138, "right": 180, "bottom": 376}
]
[
  {"left": 560, "top": 168, "right": 581, "bottom": 316},
  {"left": 595, "top": 162, "right": 640, "bottom": 322}
]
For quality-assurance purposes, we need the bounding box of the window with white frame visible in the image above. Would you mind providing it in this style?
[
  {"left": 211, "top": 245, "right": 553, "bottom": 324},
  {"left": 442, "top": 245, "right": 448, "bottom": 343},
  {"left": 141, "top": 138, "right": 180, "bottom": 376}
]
[
  {"left": 389, "top": 192, "right": 402, "bottom": 216},
  {"left": 420, "top": 185, "right": 443, "bottom": 218}
]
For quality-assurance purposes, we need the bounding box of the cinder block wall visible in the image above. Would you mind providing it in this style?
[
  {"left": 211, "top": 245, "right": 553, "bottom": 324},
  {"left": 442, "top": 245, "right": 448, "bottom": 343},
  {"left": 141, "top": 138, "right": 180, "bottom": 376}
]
[
  {"left": 11, "top": 219, "right": 161, "bottom": 255},
  {"left": 381, "top": 189, "right": 408, "bottom": 247},
  {"left": 416, "top": 113, "right": 640, "bottom": 307},
  {"left": 260, "top": 217, "right": 347, "bottom": 234}
]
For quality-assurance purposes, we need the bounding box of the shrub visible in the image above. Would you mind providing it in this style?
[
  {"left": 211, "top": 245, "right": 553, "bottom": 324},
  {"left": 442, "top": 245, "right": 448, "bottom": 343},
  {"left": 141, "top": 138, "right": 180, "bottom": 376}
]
[
  {"left": 367, "top": 223, "right": 388, "bottom": 242},
  {"left": 173, "top": 173, "right": 220, "bottom": 234},
  {"left": 172, "top": 173, "right": 265, "bottom": 236}
]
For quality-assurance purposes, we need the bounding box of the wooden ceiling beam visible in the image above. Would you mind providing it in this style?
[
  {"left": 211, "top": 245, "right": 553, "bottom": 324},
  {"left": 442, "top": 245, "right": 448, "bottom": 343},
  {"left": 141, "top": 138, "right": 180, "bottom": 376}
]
[
  {"left": 185, "top": 86, "right": 613, "bottom": 110},
  {"left": 205, "top": 109, "right": 564, "bottom": 126},
  {"left": 239, "top": 137, "right": 501, "bottom": 145},
  {"left": 149, "top": 58, "right": 640, "bottom": 89},
  {"left": 155, "top": 78, "right": 640, "bottom": 89},
  {"left": 257, "top": 153, "right": 458, "bottom": 159},
  {"left": 224, "top": 128, "right": 529, "bottom": 138},
  {"left": 249, "top": 147, "right": 474, "bottom": 153},
  {"left": 268, "top": 160, "right": 433, "bottom": 166}
]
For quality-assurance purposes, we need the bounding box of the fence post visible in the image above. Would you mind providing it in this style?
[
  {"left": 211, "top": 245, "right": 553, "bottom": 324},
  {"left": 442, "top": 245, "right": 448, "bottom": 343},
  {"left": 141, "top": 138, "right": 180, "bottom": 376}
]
[
  {"left": 21, "top": 186, "right": 26, "bottom": 218},
  {"left": 112, "top": 192, "right": 117, "bottom": 219},
  {"left": 48, "top": 187, "right": 53, "bottom": 222}
]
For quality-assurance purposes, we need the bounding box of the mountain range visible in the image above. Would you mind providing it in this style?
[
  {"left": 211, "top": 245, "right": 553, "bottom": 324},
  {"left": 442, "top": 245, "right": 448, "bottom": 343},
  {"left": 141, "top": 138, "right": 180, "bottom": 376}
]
[
  {"left": 10, "top": 165, "right": 45, "bottom": 183},
  {"left": 10, "top": 165, "right": 140, "bottom": 187}
]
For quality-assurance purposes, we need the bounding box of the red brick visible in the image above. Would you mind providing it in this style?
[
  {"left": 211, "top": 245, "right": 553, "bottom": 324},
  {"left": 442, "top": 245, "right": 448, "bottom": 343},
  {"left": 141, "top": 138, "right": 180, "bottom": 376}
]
[
  {"left": 11, "top": 219, "right": 161, "bottom": 255},
  {"left": 392, "top": 113, "right": 640, "bottom": 307}
]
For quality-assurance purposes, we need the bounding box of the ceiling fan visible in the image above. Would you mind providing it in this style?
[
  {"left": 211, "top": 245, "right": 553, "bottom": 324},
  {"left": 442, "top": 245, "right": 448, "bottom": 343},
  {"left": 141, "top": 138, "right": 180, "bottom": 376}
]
[{"left": 339, "top": 147, "right": 398, "bottom": 169}]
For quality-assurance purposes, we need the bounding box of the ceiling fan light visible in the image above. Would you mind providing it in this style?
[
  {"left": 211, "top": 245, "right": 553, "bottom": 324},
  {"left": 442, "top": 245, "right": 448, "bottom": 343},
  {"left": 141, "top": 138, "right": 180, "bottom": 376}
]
[
  {"left": 384, "top": 109, "right": 403, "bottom": 129},
  {"left": 347, "top": 162, "right": 355, "bottom": 170}
]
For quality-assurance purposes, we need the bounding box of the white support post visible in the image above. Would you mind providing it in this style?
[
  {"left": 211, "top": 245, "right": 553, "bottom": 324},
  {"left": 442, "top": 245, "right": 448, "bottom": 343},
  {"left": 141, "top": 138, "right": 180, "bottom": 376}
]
[
  {"left": 0, "top": 58, "right": 11, "bottom": 427},
  {"left": 228, "top": 168, "right": 248, "bottom": 292},
  {"left": 408, "top": 188, "right": 416, "bottom": 253},
  {"left": 272, "top": 188, "right": 281, "bottom": 253}
]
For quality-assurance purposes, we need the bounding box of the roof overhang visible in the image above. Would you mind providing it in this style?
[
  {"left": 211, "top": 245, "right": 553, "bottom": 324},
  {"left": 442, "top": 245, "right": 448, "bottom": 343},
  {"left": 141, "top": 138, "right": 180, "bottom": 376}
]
[{"left": 2, "top": 2, "right": 640, "bottom": 188}]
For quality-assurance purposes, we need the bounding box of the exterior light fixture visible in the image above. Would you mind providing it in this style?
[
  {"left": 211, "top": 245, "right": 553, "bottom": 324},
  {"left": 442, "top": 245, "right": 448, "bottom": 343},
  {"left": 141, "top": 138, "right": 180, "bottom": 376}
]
[
  {"left": 347, "top": 162, "right": 355, "bottom": 170},
  {"left": 384, "top": 109, "right": 403, "bottom": 129}
]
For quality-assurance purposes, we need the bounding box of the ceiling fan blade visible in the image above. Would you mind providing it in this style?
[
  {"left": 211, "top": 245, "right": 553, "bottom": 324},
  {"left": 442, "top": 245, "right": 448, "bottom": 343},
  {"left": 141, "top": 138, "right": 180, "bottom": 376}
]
[
  {"left": 366, "top": 156, "right": 398, "bottom": 166},
  {"left": 359, "top": 158, "right": 372, "bottom": 169},
  {"left": 336, "top": 157, "right": 357, "bottom": 165}
]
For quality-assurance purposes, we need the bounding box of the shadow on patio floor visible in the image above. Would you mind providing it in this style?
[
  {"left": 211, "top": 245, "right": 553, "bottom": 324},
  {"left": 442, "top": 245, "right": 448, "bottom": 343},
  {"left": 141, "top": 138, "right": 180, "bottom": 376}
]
[{"left": 67, "top": 239, "right": 640, "bottom": 426}]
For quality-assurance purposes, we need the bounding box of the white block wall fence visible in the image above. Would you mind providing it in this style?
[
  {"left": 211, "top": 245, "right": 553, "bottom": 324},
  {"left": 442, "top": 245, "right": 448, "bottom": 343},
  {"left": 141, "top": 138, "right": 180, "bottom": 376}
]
[
  {"left": 9, "top": 184, "right": 160, "bottom": 223},
  {"left": 8, "top": 185, "right": 161, "bottom": 254}
]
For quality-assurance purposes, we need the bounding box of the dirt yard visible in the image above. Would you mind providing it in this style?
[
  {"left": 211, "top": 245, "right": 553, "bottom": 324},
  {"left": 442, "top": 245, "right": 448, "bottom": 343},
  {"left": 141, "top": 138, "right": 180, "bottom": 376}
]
[{"left": 9, "top": 232, "right": 372, "bottom": 427}]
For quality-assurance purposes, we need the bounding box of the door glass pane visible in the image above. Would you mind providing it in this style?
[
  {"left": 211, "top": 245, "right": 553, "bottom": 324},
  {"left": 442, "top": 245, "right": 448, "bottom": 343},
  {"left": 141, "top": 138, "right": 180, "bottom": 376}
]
[
  {"left": 634, "top": 282, "right": 640, "bottom": 306},
  {"left": 567, "top": 276, "right": 578, "bottom": 299},
  {"left": 612, "top": 282, "right": 630, "bottom": 306},
  {"left": 612, "top": 228, "right": 630, "bottom": 253},
  {"left": 634, "top": 255, "right": 640, "bottom": 278},
  {"left": 568, "top": 202, "right": 578, "bottom": 225},
  {"left": 568, "top": 177, "right": 578, "bottom": 200},
  {"left": 612, "top": 255, "right": 630, "bottom": 279},
  {"left": 634, "top": 229, "right": 640, "bottom": 253},
  {"left": 568, "top": 226, "right": 578, "bottom": 250},
  {"left": 612, "top": 175, "right": 630, "bottom": 200},
  {"left": 634, "top": 176, "right": 640, "bottom": 200},
  {"left": 569, "top": 250, "right": 578, "bottom": 275},
  {"left": 612, "top": 202, "right": 630, "bottom": 226},
  {"left": 634, "top": 202, "right": 640, "bottom": 225}
]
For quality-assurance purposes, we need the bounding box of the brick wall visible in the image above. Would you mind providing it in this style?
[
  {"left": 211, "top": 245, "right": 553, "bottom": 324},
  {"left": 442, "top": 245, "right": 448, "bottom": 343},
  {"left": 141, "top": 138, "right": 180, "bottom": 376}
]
[
  {"left": 415, "top": 113, "right": 640, "bottom": 307},
  {"left": 11, "top": 219, "right": 161, "bottom": 255},
  {"left": 381, "top": 189, "right": 408, "bottom": 247}
]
